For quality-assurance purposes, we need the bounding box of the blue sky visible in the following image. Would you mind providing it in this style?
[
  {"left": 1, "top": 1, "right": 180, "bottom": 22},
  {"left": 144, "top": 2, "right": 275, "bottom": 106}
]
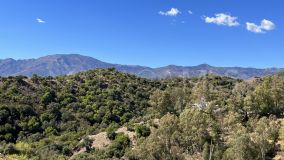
[{"left": 0, "top": 0, "right": 283, "bottom": 68}]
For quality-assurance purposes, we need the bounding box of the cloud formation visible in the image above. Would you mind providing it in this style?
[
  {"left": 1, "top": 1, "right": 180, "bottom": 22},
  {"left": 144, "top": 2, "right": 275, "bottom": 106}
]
[
  {"left": 159, "top": 8, "right": 181, "bottom": 16},
  {"left": 246, "top": 19, "right": 275, "bottom": 33},
  {"left": 246, "top": 23, "right": 262, "bottom": 33},
  {"left": 188, "top": 10, "right": 193, "bottom": 15},
  {"left": 204, "top": 13, "right": 239, "bottom": 27},
  {"left": 36, "top": 18, "right": 45, "bottom": 23}
]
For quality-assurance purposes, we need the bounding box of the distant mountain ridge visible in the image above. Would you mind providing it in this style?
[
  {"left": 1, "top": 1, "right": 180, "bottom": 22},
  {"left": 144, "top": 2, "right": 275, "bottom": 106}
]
[{"left": 0, "top": 54, "right": 283, "bottom": 79}]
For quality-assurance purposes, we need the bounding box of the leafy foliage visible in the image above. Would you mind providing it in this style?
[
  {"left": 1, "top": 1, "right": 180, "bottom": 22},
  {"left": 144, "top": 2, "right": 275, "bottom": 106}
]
[{"left": 0, "top": 69, "right": 284, "bottom": 159}]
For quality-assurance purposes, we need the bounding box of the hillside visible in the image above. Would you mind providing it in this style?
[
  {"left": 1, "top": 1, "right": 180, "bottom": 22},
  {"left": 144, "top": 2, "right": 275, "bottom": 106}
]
[
  {"left": 0, "top": 54, "right": 150, "bottom": 77},
  {"left": 0, "top": 69, "right": 161, "bottom": 159},
  {"left": 0, "top": 54, "right": 283, "bottom": 79},
  {"left": 1, "top": 69, "right": 284, "bottom": 159}
]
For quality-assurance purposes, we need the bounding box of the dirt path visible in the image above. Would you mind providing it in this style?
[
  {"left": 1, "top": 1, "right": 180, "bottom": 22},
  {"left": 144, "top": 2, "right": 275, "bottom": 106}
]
[{"left": 71, "top": 127, "right": 137, "bottom": 158}]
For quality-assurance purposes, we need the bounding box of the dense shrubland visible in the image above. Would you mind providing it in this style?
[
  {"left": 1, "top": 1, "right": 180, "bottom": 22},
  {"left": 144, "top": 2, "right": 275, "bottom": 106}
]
[{"left": 0, "top": 68, "right": 284, "bottom": 159}]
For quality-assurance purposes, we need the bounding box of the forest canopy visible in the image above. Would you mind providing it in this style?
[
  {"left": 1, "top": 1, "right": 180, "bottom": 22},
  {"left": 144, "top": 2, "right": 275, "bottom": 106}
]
[{"left": 0, "top": 68, "right": 284, "bottom": 160}]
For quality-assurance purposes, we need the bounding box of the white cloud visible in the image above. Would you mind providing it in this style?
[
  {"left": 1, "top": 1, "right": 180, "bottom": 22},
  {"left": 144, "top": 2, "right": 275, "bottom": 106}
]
[
  {"left": 246, "top": 19, "right": 275, "bottom": 33},
  {"left": 188, "top": 10, "right": 193, "bottom": 15},
  {"left": 246, "top": 22, "right": 263, "bottom": 33},
  {"left": 159, "top": 8, "right": 181, "bottom": 16},
  {"left": 261, "top": 19, "right": 275, "bottom": 31},
  {"left": 36, "top": 18, "right": 45, "bottom": 23},
  {"left": 204, "top": 13, "right": 239, "bottom": 27}
]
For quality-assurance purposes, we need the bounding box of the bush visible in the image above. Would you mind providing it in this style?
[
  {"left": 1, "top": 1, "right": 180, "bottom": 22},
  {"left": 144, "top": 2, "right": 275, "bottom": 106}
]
[
  {"left": 108, "top": 133, "right": 130, "bottom": 158},
  {"left": 135, "top": 125, "right": 151, "bottom": 138},
  {"left": 4, "top": 143, "right": 19, "bottom": 155},
  {"left": 106, "top": 123, "right": 118, "bottom": 140}
]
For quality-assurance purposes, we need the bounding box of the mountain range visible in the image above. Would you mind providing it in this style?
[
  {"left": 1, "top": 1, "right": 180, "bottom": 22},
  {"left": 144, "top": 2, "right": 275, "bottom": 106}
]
[{"left": 0, "top": 54, "right": 283, "bottom": 79}]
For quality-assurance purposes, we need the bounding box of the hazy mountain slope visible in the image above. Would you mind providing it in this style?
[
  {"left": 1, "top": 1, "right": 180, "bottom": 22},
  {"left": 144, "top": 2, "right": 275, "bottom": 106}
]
[
  {"left": 0, "top": 54, "right": 153, "bottom": 77},
  {"left": 0, "top": 54, "right": 283, "bottom": 79},
  {"left": 155, "top": 64, "right": 283, "bottom": 79}
]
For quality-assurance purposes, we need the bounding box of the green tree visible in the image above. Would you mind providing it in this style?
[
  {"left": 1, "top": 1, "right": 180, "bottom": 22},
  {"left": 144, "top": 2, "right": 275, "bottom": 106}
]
[
  {"left": 179, "top": 108, "right": 217, "bottom": 154},
  {"left": 41, "top": 90, "right": 56, "bottom": 106},
  {"left": 135, "top": 125, "right": 151, "bottom": 138},
  {"left": 109, "top": 133, "right": 130, "bottom": 158},
  {"left": 128, "top": 114, "right": 184, "bottom": 160}
]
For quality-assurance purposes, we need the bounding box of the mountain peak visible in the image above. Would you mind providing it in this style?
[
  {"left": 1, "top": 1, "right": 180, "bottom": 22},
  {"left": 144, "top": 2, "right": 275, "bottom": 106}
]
[
  {"left": 0, "top": 58, "right": 15, "bottom": 62},
  {"left": 196, "top": 64, "right": 212, "bottom": 68},
  {"left": 39, "top": 54, "right": 94, "bottom": 60},
  {"left": 0, "top": 54, "right": 283, "bottom": 79}
]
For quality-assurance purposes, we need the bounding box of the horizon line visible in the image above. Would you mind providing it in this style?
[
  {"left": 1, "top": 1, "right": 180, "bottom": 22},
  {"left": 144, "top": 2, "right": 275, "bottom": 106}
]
[{"left": 0, "top": 53, "right": 283, "bottom": 69}]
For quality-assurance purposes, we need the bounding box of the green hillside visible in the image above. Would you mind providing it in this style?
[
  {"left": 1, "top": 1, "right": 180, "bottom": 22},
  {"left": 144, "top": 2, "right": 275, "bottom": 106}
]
[{"left": 0, "top": 69, "right": 284, "bottom": 160}]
